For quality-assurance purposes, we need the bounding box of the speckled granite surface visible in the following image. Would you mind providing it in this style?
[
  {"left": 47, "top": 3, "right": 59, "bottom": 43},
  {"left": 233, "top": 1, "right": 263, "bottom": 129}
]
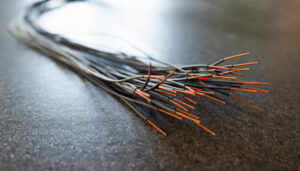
[{"left": 0, "top": 0, "right": 299, "bottom": 170}]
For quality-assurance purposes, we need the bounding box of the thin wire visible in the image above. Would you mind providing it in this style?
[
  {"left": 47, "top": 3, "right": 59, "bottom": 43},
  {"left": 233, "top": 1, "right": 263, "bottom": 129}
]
[{"left": 9, "top": 0, "right": 268, "bottom": 136}]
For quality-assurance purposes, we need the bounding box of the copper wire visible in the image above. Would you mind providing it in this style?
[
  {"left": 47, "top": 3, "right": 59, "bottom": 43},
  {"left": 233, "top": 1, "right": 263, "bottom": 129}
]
[
  {"left": 176, "top": 108, "right": 199, "bottom": 119},
  {"left": 147, "top": 120, "right": 167, "bottom": 136},
  {"left": 169, "top": 99, "right": 189, "bottom": 112},
  {"left": 230, "top": 95, "right": 259, "bottom": 109},
  {"left": 172, "top": 98, "right": 195, "bottom": 109},
  {"left": 183, "top": 95, "right": 197, "bottom": 104},
  {"left": 11, "top": 1, "right": 269, "bottom": 136},
  {"left": 223, "top": 52, "right": 251, "bottom": 61},
  {"left": 157, "top": 109, "right": 182, "bottom": 120},
  {"left": 194, "top": 122, "right": 216, "bottom": 136}
]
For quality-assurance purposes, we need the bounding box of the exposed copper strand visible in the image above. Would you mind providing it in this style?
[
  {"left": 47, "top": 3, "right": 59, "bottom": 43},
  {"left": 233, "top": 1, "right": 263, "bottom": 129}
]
[
  {"left": 145, "top": 72, "right": 174, "bottom": 91},
  {"left": 240, "top": 86, "right": 269, "bottom": 93},
  {"left": 223, "top": 52, "right": 251, "bottom": 61},
  {"left": 208, "top": 65, "right": 240, "bottom": 71},
  {"left": 175, "top": 111, "right": 200, "bottom": 123},
  {"left": 135, "top": 90, "right": 151, "bottom": 103},
  {"left": 194, "top": 122, "right": 216, "bottom": 136},
  {"left": 233, "top": 61, "right": 259, "bottom": 67},
  {"left": 197, "top": 93, "right": 226, "bottom": 104},
  {"left": 169, "top": 99, "right": 189, "bottom": 112},
  {"left": 159, "top": 87, "right": 176, "bottom": 93},
  {"left": 157, "top": 109, "right": 182, "bottom": 120},
  {"left": 242, "top": 81, "right": 269, "bottom": 85},
  {"left": 173, "top": 98, "right": 195, "bottom": 109},
  {"left": 176, "top": 108, "right": 199, "bottom": 119},
  {"left": 230, "top": 95, "right": 259, "bottom": 109},
  {"left": 142, "top": 75, "right": 165, "bottom": 79},
  {"left": 147, "top": 120, "right": 167, "bottom": 136},
  {"left": 154, "top": 89, "right": 176, "bottom": 96},
  {"left": 136, "top": 89, "right": 151, "bottom": 97},
  {"left": 230, "top": 88, "right": 257, "bottom": 93},
  {"left": 183, "top": 96, "right": 197, "bottom": 104}
]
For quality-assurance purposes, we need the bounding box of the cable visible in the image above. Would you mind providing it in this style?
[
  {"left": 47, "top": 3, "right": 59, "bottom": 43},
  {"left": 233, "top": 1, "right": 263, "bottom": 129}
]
[{"left": 10, "top": 0, "right": 269, "bottom": 136}]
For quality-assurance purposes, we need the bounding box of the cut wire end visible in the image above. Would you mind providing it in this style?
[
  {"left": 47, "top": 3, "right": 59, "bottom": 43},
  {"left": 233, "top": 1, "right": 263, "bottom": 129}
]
[
  {"left": 232, "top": 61, "right": 259, "bottom": 67},
  {"left": 157, "top": 109, "right": 182, "bottom": 120},
  {"left": 9, "top": 3, "right": 268, "bottom": 136},
  {"left": 223, "top": 52, "right": 251, "bottom": 61},
  {"left": 194, "top": 122, "right": 216, "bottom": 136},
  {"left": 147, "top": 120, "right": 167, "bottom": 136}
]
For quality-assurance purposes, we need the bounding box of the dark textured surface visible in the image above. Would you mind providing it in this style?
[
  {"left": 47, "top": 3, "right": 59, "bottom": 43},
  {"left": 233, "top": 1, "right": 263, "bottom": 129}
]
[{"left": 0, "top": 0, "right": 299, "bottom": 170}]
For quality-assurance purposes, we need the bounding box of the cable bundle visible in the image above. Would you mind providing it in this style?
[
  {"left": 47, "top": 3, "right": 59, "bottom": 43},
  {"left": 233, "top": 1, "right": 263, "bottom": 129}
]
[{"left": 10, "top": 0, "right": 269, "bottom": 136}]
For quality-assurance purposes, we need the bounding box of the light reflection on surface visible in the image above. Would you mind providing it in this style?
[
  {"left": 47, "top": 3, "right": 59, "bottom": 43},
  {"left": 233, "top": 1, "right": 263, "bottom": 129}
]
[
  {"left": 39, "top": 0, "right": 173, "bottom": 61},
  {"left": 3, "top": 0, "right": 300, "bottom": 169}
]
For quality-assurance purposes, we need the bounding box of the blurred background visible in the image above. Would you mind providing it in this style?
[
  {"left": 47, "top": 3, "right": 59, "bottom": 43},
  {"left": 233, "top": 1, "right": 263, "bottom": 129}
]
[{"left": 0, "top": 0, "right": 299, "bottom": 170}]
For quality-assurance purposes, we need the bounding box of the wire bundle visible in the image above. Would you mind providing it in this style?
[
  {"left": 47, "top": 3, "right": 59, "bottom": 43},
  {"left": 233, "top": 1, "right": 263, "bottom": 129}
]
[{"left": 10, "top": 0, "right": 269, "bottom": 136}]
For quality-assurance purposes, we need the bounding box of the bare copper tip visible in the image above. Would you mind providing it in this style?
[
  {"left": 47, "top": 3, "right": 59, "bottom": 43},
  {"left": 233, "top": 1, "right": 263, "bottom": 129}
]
[
  {"left": 175, "top": 111, "right": 200, "bottom": 123},
  {"left": 192, "top": 87, "right": 215, "bottom": 95},
  {"left": 223, "top": 52, "right": 251, "bottom": 61},
  {"left": 230, "top": 95, "right": 259, "bottom": 109},
  {"left": 208, "top": 65, "right": 232, "bottom": 70},
  {"left": 233, "top": 61, "right": 259, "bottom": 67},
  {"left": 176, "top": 90, "right": 197, "bottom": 97},
  {"left": 230, "top": 88, "right": 257, "bottom": 93},
  {"left": 242, "top": 81, "right": 269, "bottom": 85},
  {"left": 232, "top": 78, "right": 244, "bottom": 84},
  {"left": 240, "top": 86, "right": 269, "bottom": 93},
  {"left": 237, "top": 68, "right": 250, "bottom": 71},
  {"left": 157, "top": 108, "right": 182, "bottom": 120},
  {"left": 135, "top": 89, "right": 151, "bottom": 103},
  {"left": 154, "top": 89, "right": 176, "bottom": 96},
  {"left": 143, "top": 75, "right": 165, "bottom": 79},
  {"left": 187, "top": 73, "right": 193, "bottom": 76},
  {"left": 176, "top": 108, "right": 199, "bottom": 119},
  {"left": 231, "top": 72, "right": 245, "bottom": 76},
  {"left": 160, "top": 87, "right": 176, "bottom": 93},
  {"left": 207, "top": 69, "right": 216, "bottom": 72},
  {"left": 147, "top": 120, "right": 167, "bottom": 136},
  {"left": 198, "top": 80, "right": 207, "bottom": 86},
  {"left": 194, "top": 122, "right": 216, "bottom": 136},
  {"left": 169, "top": 99, "right": 189, "bottom": 112},
  {"left": 217, "top": 72, "right": 224, "bottom": 76},
  {"left": 187, "top": 74, "right": 212, "bottom": 80},
  {"left": 197, "top": 75, "right": 237, "bottom": 81},
  {"left": 136, "top": 89, "right": 150, "bottom": 97},
  {"left": 173, "top": 98, "right": 195, "bottom": 109},
  {"left": 183, "top": 96, "right": 197, "bottom": 104},
  {"left": 197, "top": 93, "right": 226, "bottom": 104}
]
